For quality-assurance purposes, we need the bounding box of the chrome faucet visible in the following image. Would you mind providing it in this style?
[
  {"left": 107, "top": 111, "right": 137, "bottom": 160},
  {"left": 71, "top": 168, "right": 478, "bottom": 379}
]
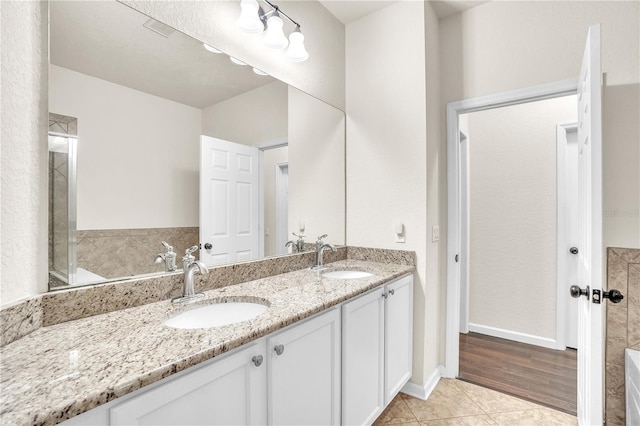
[
  {"left": 312, "top": 235, "right": 336, "bottom": 270},
  {"left": 285, "top": 232, "right": 306, "bottom": 253},
  {"left": 172, "top": 245, "right": 208, "bottom": 304},
  {"left": 154, "top": 241, "right": 177, "bottom": 272}
]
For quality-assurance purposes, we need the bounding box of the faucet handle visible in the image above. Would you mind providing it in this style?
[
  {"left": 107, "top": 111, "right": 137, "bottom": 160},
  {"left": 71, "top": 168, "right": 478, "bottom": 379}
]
[
  {"left": 161, "top": 241, "right": 174, "bottom": 252},
  {"left": 185, "top": 245, "right": 199, "bottom": 256},
  {"left": 317, "top": 234, "right": 328, "bottom": 243},
  {"left": 293, "top": 232, "right": 305, "bottom": 239}
]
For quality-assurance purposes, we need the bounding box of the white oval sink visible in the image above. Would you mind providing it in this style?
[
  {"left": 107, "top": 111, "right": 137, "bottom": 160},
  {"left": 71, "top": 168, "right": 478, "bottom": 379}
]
[
  {"left": 322, "top": 270, "right": 374, "bottom": 279},
  {"left": 165, "top": 302, "right": 268, "bottom": 329}
]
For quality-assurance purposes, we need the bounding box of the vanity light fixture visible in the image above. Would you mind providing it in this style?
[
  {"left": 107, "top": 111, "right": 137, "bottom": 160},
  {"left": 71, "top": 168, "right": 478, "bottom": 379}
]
[
  {"left": 237, "top": 0, "right": 265, "bottom": 34},
  {"left": 284, "top": 25, "right": 309, "bottom": 62},
  {"left": 263, "top": 10, "right": 288, "bottom": 49},
  {"left": 236, "top": 0, "right": 309, "bottom": 62}
]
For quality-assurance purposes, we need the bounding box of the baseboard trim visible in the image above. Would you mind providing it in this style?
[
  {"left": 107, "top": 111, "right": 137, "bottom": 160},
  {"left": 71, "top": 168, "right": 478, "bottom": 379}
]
[
  {"left": 400, "top": 369, "right": 441, "bottom": 401},
  {"left": 468, "top": 323, "right": 559, "bottom": 350}
]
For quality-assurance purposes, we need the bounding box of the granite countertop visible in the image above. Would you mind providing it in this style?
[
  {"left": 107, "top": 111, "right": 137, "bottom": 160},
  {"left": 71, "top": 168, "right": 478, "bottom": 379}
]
[{"left": 0, "top": 259, "right": 414, "bottom": 425}]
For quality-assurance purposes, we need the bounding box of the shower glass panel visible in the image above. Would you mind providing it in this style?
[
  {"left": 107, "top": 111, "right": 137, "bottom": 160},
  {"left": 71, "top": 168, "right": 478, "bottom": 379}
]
[{"left": 48, "top": 133, "right": 77, "bottom": 285}]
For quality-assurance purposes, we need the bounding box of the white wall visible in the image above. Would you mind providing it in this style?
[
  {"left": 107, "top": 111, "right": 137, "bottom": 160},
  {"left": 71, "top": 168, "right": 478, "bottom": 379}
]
[
  {"left": 0, "top": 1, "right": 49, "bottom": 306},
  {"left": 438, "top": 0, "right": 640, "bottom": 364},
  {"left": 121, "top": 0, "right": 346, "bottom": 111},
  {"left": 263, "top": 146, "right": 289, "bottom": 257},
  {"left": 346, "top": 1, "right": 431, "bottom": 385},
  {"left": 201, "top": 81, "right": 287, "bottom": 146},
  {"left": 424, "top": 1, "right": 443, "bottom": 384},
  {"left": 466, "top": 96, "right": 577, "bottom": 341},
  {"left": 49, "top": 65, "right": 202, "bottom": 230},
  {"left": 289, "top": 87, "right": 345, "bottom": 246}
]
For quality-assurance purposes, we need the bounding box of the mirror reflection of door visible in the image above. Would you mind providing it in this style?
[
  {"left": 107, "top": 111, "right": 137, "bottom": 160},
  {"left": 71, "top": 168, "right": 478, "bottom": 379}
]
[{"left": 200, "top": 136, "right": 260, "bottom": 267}]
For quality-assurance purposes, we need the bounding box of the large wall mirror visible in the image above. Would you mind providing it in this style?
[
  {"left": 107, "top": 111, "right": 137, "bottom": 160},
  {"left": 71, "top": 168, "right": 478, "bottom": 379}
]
[{"left": 48, "top": 0, "right": 345, "bottom": 290}]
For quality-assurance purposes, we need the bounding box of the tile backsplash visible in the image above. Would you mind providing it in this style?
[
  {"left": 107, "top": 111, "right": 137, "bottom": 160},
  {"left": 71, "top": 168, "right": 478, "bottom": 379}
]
[
  {"left": 50, "top": 227, "right": 199, "bottom": 287},
  {"left": 606, "top": 247, "right": 640, "bottom": 426},
  {"left": 76, "top": 226, "right": 200, "bottom": 279}
]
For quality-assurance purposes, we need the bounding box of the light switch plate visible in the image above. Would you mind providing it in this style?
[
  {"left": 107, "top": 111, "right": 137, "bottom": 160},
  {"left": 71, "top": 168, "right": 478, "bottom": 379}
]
[{"left": 432, "top": 225, "right": 440, "bottom": 242}]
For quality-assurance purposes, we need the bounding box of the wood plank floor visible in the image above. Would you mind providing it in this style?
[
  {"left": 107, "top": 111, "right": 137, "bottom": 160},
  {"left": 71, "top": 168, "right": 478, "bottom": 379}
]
[{"left": 459, "top": 332, "right": 577, "bottom": 415}]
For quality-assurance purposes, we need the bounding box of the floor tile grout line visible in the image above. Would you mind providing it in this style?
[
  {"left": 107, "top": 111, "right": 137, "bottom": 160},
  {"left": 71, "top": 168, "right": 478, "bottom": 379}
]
[{"left": 450, "top": 378, "right": 493, "bottom": 417}]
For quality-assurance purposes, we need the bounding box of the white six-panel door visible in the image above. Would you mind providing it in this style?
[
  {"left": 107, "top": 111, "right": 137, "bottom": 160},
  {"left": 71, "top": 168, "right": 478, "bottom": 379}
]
[
  {"left": 200, "top": 136, "right": 260, "bottom": 266},
  {"left": 576, "top": 24, "right": 604, "bottom": 426}
]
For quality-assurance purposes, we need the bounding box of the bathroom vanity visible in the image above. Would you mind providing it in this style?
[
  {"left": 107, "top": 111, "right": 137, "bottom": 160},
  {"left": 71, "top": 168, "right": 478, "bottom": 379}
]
[{"left": 0, "top": 259, "right": 414, "bottom": 425}]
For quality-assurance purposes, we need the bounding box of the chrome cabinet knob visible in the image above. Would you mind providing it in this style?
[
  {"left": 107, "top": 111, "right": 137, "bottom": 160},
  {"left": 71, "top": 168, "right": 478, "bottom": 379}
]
[
  {"left": 388, "top": 289, "right": 395, "bottom": 296},
  {"left": 382, "top": 292, "right": 388, "bottom": 299},
  {"left": 274, "top": 344, "right": 284, "bottom": 356},
  {"left": 570, "top": 247, "right": 579, "bottom": 255},
  {"left": 204, "top": 243, "right": 212, "bottom": 250},
  {"left": 252, "top": 355, "right": 263, "bottom": 367}
]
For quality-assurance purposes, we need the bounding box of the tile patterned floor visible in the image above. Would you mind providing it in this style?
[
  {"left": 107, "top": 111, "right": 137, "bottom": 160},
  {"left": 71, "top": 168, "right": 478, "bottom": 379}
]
[{"left": 374, "top": 379, "right": 578, "bottom": 425}]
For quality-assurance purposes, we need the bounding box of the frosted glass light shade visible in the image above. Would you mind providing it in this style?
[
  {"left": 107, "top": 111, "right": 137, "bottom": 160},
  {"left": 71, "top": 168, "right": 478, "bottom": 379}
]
[
  {"left": 230, "top": 57, "right": 247, "bottom": 66},
  {"left": 203, "top": 43, "right": 222, "bottom": 54},
  {"left": 237, "top": 0, "right": 264, "bottom": 34},
  {"left": 285, "top": 30, "right": 309, "bottom": 62},
  {"left": 263, "top": 14, "right": 288, "bottom": 49}
]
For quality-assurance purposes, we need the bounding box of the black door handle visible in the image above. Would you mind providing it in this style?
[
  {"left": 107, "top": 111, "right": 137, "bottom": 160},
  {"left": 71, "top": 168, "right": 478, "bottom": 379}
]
[
  {"left": 570, "top": 285, "right": 589, "bottom": 299},
  {"left": 204, "top": 243, "right": 212, "bottom": 250},
  {"left": 603, "top": 289, "right": 624, "bottom": 303}
]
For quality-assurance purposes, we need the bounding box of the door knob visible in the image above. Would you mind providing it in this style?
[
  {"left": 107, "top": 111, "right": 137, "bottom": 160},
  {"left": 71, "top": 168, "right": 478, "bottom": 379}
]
[
  {"left": 570, "top": 247, "right": 579, "bottom": 255},
  {"left": 603, "top": 289, "right": 624, "bottom": 303},
  {"left": 570, "top": 285, "right": 589, "bottom": 299},
  {"left": 204, "top": 243, "right": 212, "bottom": 250}
]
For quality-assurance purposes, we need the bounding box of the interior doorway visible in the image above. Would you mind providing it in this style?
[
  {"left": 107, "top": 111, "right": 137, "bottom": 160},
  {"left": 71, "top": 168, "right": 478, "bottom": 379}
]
[
  {"left": 446, "top": 26, "right": 605, "bottom": 425},
  {"left": 455, "top": 94, "right": 579, "bottom": 415}
]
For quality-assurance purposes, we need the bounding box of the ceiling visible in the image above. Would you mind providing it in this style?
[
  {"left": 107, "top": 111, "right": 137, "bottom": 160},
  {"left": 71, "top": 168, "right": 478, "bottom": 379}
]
[
  {"left": 50, "top": 1, "right": 491, "bottom": 109},
  {"left": 50, "top": 1, "right": 275, "bottom": 109},
  {"left": 319, "top": 0, "right": 490, "bottom": 24}
]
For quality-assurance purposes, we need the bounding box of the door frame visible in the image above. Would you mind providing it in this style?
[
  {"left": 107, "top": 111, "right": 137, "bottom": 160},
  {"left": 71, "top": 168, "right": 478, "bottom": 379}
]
[
  {"left": 556, "top": 122, "right": 579, "bottom": 350},
  {"left": 275, "top": 162, "right": 289, "bottom": 255},
  {"left": 458, "top": 128, "right": 470, "bottom": 334},
  {"left": 257, "top": 138, "right": 288, "bottom": 259},
  {"left": 445, "top": 78, "right": 580, "bottom": 378}
]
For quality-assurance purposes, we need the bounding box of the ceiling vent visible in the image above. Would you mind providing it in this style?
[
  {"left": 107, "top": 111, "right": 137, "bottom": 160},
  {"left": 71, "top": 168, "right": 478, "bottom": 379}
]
[{"left": 143, "top": 18, "right": 176, "bottom": 38}]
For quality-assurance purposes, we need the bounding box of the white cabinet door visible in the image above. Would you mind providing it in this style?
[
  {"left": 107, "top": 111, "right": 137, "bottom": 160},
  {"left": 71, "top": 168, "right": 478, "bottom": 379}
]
[
  {"left": 342, "top": 287, "right": 385, "bottom": 426},
  {"left": 110, "top": 341, "right": 267, "bottom": 426},
  {"left": 384, "top": 275, "right": 413, "bottom": 404},
  {"left": 267, "top": 308, "right": 341, "bottom": 426}
]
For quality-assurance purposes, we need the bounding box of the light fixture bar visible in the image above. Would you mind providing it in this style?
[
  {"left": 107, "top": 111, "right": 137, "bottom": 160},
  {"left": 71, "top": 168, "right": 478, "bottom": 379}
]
[
  {"left": 236, "top": 0, "right": 309, "bottom": 62},
  {"left": 260, "top": 0, "right": 300, "bottom": 29}
]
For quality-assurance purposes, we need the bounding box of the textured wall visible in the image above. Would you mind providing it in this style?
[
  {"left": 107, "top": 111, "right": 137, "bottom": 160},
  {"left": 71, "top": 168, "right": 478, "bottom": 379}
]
[
  {"left": 467, "top": 96, "right": 577, "bottom": 341},
  {"left": 1, "top": 1, "right": 49, "bottom": 307},
  {"left": 439, "top": 0, "right": 640, "bottom": 254},
  {"left": 424, "top": 1, "right": 444, "bottom": 376},
  {"left": 346, "top": 1, "right": 430, "bottom": 384},
  {"left": 120, "top": 0, "right": 345, "bottom": 111}
]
